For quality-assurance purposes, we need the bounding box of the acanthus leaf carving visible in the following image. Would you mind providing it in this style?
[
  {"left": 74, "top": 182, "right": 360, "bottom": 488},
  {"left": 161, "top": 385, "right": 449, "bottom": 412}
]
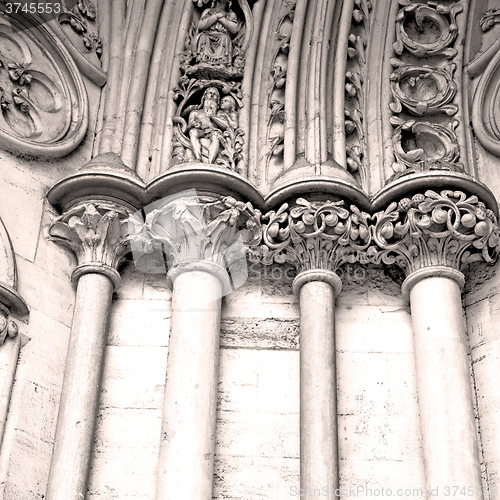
[
  {"left": 480, "top": 8, "right": 500, "bottom": 33},
  {"left": 0, "top": 309, "right": 18, "bottom": 346},
  {"left": 372, "top": 190, "right": 500, "bottom": 276},
  {"left": 145, "top": 194, "right": 261, "bottom": 273},
  {"left": 48, "top": 203, "right": 133, "bottom": 271},
  {"left": 261, "top": 199, "right": 373, "bottom": 274}
]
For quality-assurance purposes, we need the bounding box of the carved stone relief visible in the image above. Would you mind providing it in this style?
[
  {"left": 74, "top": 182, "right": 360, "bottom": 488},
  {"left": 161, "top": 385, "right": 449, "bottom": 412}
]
[
  {"left": 372, "top": 190, "right": 500, "bottom": 276},
  {"left": 0, "top": 9, "right": 88, "bottom": 158},
  {"left": 261, "top": 198, "right": 372, "bottom": 274},
  {"left": 265, "top": 0, "right": 295, "bottom": 175},
  {"left": 172, "top": 0, "right": 253, "bottom": 171},
  {"left": 388, "top": 1, "right": 464, "bottom": 181},
  {"left": 345, "top": 0, "right": 372, "bottom": 189},
  {"left": 393, "top": 1, "right": 463, "bottom": 59}
]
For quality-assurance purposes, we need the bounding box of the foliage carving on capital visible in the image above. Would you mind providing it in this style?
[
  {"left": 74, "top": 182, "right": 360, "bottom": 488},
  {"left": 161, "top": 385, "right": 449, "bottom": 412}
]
[
  {"left": 48, "top": 203, "right": 133, "bottom": 270},
  {"left": 261, "top": 199, "right": 372, "bottom": 274},
  {"left": 0, "top": 309, "right": 18, "bottom": 346},
  {"left": 145, "top": 195, "right": 261, "bottom": 272},
  {"left": 372, "top": 190, "right": 500, "bottom": 277}
]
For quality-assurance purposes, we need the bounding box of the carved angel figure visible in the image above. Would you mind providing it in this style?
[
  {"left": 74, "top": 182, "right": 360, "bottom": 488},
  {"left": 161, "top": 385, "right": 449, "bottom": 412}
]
[{"left": 195, "top": 0, "right": 239, "bottom": 67}]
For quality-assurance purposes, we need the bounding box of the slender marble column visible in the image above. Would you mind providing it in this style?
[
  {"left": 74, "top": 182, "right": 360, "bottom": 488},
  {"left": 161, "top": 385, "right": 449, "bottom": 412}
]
[
  {"left": 47, "top": 203, "right": 132, "bottom": 500},
  {"left": 156, "top": 264, "right": 226, "bottom": 499},
  {"left": 147, "top": 194, "right": 260, "bottom": 500},
  {"left": 404, "top": 269, "right": 481, "bottom": 495},
  {"left": 293, "top": 270, "right": 342, "bottom": 492},
  {"left": 0, "top": 319, "right": 20, "bottom": 451},
  {"left": 372, "top": 190, "right": 500, "bottom": 497},
  {"left": 262, "top": 198, "right": 371, "bottom": 492},
  {"left": 45, "top": 271, "right": 115, "bottom": 500}
]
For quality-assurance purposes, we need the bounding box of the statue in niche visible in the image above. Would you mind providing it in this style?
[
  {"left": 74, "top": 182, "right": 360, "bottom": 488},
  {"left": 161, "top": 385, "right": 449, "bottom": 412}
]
[
  {"left": 196, "top": 0, "right": 238, "bottom": 66},
  {"left": 181, "top": 0, "right": 254, "bottom": 80},
  {"left": 173, "top": 84, "right": 243, "bottom": 171}
]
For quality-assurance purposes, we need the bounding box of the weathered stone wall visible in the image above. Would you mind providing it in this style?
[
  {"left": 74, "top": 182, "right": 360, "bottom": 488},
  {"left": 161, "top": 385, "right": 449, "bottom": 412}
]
[{"left": 82, "top": 261, "right": 426, "bottom": 498}]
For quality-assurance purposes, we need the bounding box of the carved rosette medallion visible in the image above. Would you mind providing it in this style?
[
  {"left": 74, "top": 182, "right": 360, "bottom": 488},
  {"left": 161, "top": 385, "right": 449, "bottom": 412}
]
[
  {"left": 0, "top": 10, "right": 88, "bottom": 158},
  {"left": 261, "top": 198, "right": 372, "bottom": 275},
  {"left": 372, "top": 190, "right": 500, "bottom": 278},
  {"left": 393, "top": 1, "right": 463, "bottom": 59},
  {"left": 390, "top": 118, "right": 462, "bottom": 177},
  {"left": 145, "top": 195, "right": 261, "bottom": 291},
  {"left": 389, "top": 61, "right": 458, "bottom": 116},
  {"left": 48, "top": 203, "right": 134, "bottom": 287}
]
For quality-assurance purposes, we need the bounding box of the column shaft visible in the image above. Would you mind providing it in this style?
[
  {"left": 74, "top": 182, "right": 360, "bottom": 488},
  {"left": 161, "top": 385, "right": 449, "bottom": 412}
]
[
  {"left": 409, "top": 276, "right": 482, "bottom": 495},
  {"left": 299, "top": 280, "right": 339, "bottom": 490},
  {"left": 46, "top": 273, "right": 114, "bottom": 500},
  {"left": 0, "top": 334, "right": 20, "bottom": 450},
  {"left": 156, "top": 270, "right": 222, "bottom": 500}
]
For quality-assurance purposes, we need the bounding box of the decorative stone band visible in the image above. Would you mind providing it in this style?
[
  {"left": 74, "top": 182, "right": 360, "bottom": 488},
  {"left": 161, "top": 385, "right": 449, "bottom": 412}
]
[
  {"left": 260, "top": 198, "right": 372, "bottom": 294},
  {"left": 145, "top": 195, "right": 262, "bottom": 294},
  {"left": 48, "top": 202, "right": 135, "bottom": 289},
  {"left": 372, "top": 190, "right": 500, "bottom": 297}
]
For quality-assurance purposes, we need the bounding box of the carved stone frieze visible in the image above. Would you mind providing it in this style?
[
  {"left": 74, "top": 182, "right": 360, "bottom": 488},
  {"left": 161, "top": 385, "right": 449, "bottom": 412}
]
[
  {"left": 0, "top": 9, "right": 88, "bottom": 157},
  {"left": 372, "top": 190, "right": 500, "bottom": 277},
  {"left": 48, "top": 203, "right": 133, "bottom": 279},
  {"left": 145, "top": 194, "right": 261, "bottom": 283},
  {"left": 393, "top": 1, "right": 463, "bottom": 59},
  {"left": 390, "top": 118, "right": 462, "bottom": 178},
  {"left": 261, "top": 198, "right": 372, "bottom": 274},
  {"left": 389, "top": 60, "right": 458, "bottom": 116}
]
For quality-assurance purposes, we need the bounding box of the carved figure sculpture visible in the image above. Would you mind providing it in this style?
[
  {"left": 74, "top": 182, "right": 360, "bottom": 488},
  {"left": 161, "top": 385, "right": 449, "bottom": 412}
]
[
  {"left": 195, "top": 0, "right": 239, "bottom": 67},
  {"left": 187, "top": 86, "right": 224, "bottom": 164}
]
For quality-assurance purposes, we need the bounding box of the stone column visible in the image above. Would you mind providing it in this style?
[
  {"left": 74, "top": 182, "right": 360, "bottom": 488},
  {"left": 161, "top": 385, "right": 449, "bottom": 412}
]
[
  {"left": 146, "top": 194, "right": 260, "bottom": 500},
  {"left": 373, "top": 190, "right": 500, "bottom": 497},
  {"left": 262, "top": 198, "right": 371, "bottom": 492},
  {"left": 46, "top": 202, "right": 133, "bottom": 500},
  {"left": 0, "top": 308, "right": 21, "bottom": 451}
]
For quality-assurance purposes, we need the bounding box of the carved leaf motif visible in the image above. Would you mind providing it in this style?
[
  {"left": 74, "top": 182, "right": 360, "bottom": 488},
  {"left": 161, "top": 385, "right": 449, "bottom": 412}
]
[
  {"left": 78, "top": 0, "right": 97, "bottom": 21},
  {"left": 372, "top": 191, "right": 500, "bottom": 274},
  {"left": 261, "top": 200, "right": 372, "bottom": 273}
]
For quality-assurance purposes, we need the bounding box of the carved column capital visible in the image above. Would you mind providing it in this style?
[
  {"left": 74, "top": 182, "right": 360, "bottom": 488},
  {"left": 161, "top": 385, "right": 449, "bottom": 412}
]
[
  {"left": 145, "top": 194, "right": 261, "bottom": 293},
  {"left": 0, "top": 307, "right": 18, "bottom": 346},
  {"left": 372, "top": 190, "right": 500, "bottom": 294},
  {"left": 261, "top": 198, "right": 372, "bottom": 294},
  {"left": 49, "top": 202, "right": 135, "bottom": 288}
]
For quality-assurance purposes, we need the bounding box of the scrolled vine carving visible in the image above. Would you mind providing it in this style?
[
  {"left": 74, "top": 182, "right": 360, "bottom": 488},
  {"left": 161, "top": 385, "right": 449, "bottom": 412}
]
[
  {"left": 48, "top": 203, "right": 133, "bottom": 271},
  {"left": 389, "top": 60, "right": 458, "bottom": 116},
  {"left": 261, "top": 198, "right": 372, "bottom": 274},
  {"left": 393, "top": 1, "right": 463, "bottom": 59},
  {"left": 372, "top": 190, "right": 500, "bottom": 276},
  {"left": 480, "top": 8, "right": 500, "bottom": 33},
  {"left": 390, "top": 118, "right": 462, "bottom": 177},
  {"left": 0, "top": 9, "right": 88, "bottom": 158}
]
